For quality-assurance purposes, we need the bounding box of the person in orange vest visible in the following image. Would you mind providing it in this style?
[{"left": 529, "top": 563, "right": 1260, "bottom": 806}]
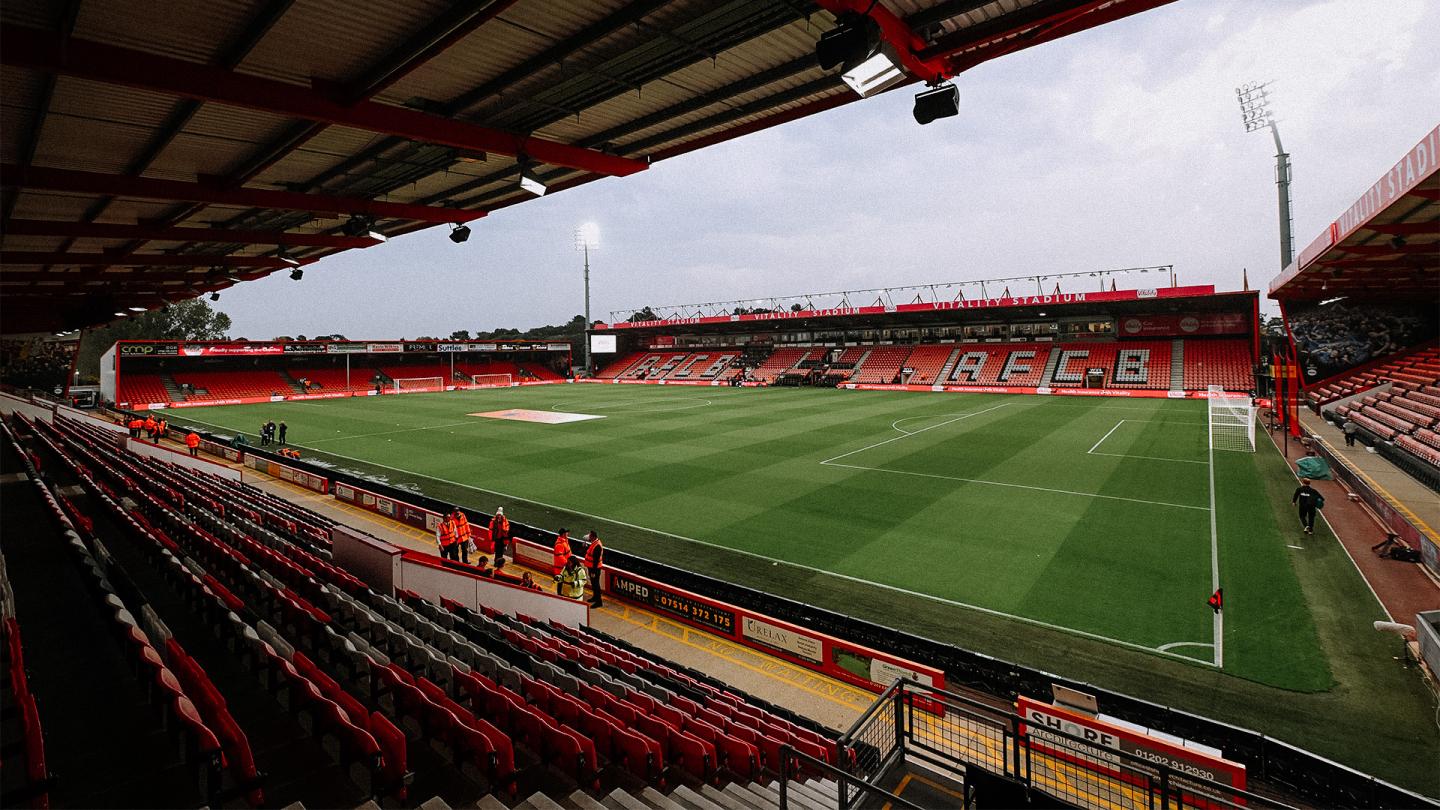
[
  {"left": 184, "top": 431, "right": 201, "bottom": 458},
  {"left": 127, "top": 416, "right": 144, "bottom": 438},
  {"left": 451, "top": 508, "right": 473, "bottom": 564},
  {"left": 583, "top": 530, "right": 605, "bottom": 608},
  {"left": 143, "top": 415, "right": 158, "bottom": 439},
  {"left": 157, "top": 419, "right": 168, "bottom": 440},
  {"left": 436, "top": 514, "right": 459, "bottom": 561},
  {"left": 552, "top": 529, "right": 571, "bottom": 577},
  {"left": 489, "top": 507, "right": 510, "bottom": 565}
]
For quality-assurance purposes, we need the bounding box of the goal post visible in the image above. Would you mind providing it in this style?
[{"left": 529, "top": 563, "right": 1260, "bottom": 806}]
[
  {"left": 393, "top": 377, "right": 446, "bottom": 393},
  {"left": 1208, "top": 386, "right": 1256, "bottom": 452},
  {"left": 467, "top": 373, "right": 512, "bottom": 388}
]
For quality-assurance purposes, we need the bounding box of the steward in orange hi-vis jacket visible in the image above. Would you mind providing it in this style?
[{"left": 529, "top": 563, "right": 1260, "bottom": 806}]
[
  {"left": 552, "top": 529, "right": 571, "bottom": 576},
  {"left": 437, "top": 516, "right": 459, "bottom": 561},
  {"left": 489, "top": 508, "right": 510, "bottom": 564},
  {"left": 452, "top": 509, "right": 472, "bottom": 564}
]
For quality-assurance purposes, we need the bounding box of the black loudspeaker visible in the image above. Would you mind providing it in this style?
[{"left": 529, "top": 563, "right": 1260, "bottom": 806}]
[{"left": 914, "top": 83, "right": 960, "bottom": 125}]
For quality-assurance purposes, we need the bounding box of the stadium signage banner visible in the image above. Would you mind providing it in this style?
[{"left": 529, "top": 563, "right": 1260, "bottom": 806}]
[
  {"left": 283, "top": 342, "right": 327, "bottom": 354},
  {"left": 742, "top": 616, "right": 822, "bottom": 663},
  {"left": 606, "top": 569, "right": 945, "bottom": 697},
  {"left": 119, "top": 342, "right": 179, "bottom": 356},
  {"left": 437, "top": 343, "right": 466, "bottom": 352},
  {"left": 404, "top": 342, "right": 436, "bottom": 352},
  {"left": 199, "top": 438, "right": 242, "bottom": 463},
  {"left": 326, "top": 343, "right": 368, "bottom": 353},
  {"left": 181, "top": 342, "right": 284, "bottom": 356},
  {"left": 609, "top": 571, "right": 736, "bottom": 635},
  {"left": 1018, "top": 697, "right": 1246, "bottom": 796},
  {"left": 1118, "top": 313, "right": 1249, "bottom": 337},
  {"left": 246, "top": 455, "right": 328, "bottom": 493},
  {"left": 334, "top": 481, "right": 442, "bottom": 532},
  {"left": 598, "top": 287, "right": 1217, "bottom": 330},
  {"left": 367, "top": 343, "right": 402, "bottom": 353}
]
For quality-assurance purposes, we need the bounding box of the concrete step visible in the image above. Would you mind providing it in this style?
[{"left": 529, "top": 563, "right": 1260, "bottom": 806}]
[
  {"left": 476, "top": 795, "right": 510, "bottom": 810},
  {"left": 671, "top": 784, "right": 726, "bottom": 810},
  {"left": 522, "top": 792, "right": 567, "bottom": 810},
  {"left": 640, "top": 786, "right": 688, "bottom": 810},
  {"left": 568, "top": 790, "right": 610, "bottom": 810},
  {"left": 604, "top": 788, "right": 652, "bottom": 810},
  {"left": 702, "top": 783, "right": 760, "bottom": 810}
]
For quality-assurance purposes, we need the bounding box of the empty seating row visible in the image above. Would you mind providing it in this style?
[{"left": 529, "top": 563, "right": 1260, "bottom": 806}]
[
  {"left": 18, "top": 411, "right": 846, "bottom": 807},
  {"left": 1183, "top": 339, "right": 1255, "bottom": 391},
  {"left": 0, "top": 544, "right": 50, "bottom": 810},
  {"left": 171, "top": 370, "right": 293, "bottom": 402},
  {"left": 116, "top": 373, "right": 174, "bottom": 407}
]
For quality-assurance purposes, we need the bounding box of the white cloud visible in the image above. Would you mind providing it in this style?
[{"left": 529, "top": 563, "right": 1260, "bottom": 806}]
[{"left": 220, "top": 0, "right": 1440, "bottom": 336}]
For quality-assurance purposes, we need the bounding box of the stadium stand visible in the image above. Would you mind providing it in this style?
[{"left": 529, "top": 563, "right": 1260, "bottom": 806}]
[
  {"left": 117, "top": 373, "right": 178, "bottom": 406},
  {"left": 596, "top": 352, "right": 645, "bottom": 379},
  {"left": 1183, "top": 339, "right": 1256, "bottom": 392},
  {"left": 751, "top": 347, "right": 809, "bottom": 383},
  {"left": 1048, "top": 341, "right": 1170, "bottom": 389},
  {"left": 903, "top": 345, "right": 956, "bottom": 385},
  {"left": 1307, "top": 345, "right": 1440, "bottom": 405},
  {"left": 171, "top": 370, "right": 293, "bottom": 402},
  {"left": 375, "top": 363, "right": 459, "bottom": 384},
  {"left": 656, "top": 350, "right": 742, "bottom": 381},
  {"left": 850, "top": 346, "right": 913, "bottom": 384},
  {"left": 3, "top": 410, "right": 846, "bottom": 808},
  {"left": 943, "top": 342, "right": 1054, "bottom": 387},
  {"left": 288, "top": 366, "right": 380, "bottom": 393},
  {"left": 517, "top": 363, "right": 565, "bottom": 382}
]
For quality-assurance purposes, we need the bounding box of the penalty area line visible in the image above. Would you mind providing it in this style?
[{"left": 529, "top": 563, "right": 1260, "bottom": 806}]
[{"left": 175, "top": 408, "right": 1218, "bottom": 668}]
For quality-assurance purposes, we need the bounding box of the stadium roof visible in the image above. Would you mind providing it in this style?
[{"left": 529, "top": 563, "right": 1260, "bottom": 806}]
[
  {"left": 0, "top": 0, "right": 1176, "bottom": 335},
  {"left": 1268, "top": 123, "right": 1439, "bottom": 302},
  {"left": 596, "top": 284, "right": 1260, "bottom": 336}
]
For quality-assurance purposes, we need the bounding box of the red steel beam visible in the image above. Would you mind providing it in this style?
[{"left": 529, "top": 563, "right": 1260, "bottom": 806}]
[
  {"left": 1, "top": 26, "right": 648, "bottom": 177},
  {"left": 4, "top": 219, "right": 380, "bottom": 247},
  {"left": 813, "top": 0, "right": 947, "bottom": 83},
  {"left": 0, "top": 164, "right": 487, "bottom": 224},
  {"left": 1, "top": 252, "right": 316, "bottom": 268}
]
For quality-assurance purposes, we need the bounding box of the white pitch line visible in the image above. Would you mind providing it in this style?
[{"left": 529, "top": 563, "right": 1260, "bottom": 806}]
[
  {"left": 303, "top": 420, "right": 477, "bottom": 445},
  {"left": 1090, "top": 452, "right": 1208, "bottom": 466},
  {"left": 174, "top": 409, "right": 1214, "bottom": 666},
  {"left": 1157, "top": 641, "right": 1215, "bottom": 653},
  {"left": 1088, "top": 420, "right": 1126, "bottom": 454},
  {"left": 822, "top": 462, "right": 1210, "bottom": 511},
  {"left": 820, "top": 402, "right": 1012, "bottom": 465},
  {"left": 1208, "top": 430, "right": 1223, "bottom": 669}
]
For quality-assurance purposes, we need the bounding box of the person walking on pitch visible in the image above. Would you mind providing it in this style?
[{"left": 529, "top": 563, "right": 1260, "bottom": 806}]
[{"left": 1292, "top": 478, "right": 1323, "bottom": 535}]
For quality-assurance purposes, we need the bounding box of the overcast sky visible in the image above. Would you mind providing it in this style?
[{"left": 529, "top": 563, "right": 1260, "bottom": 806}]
[{"left": 215, "top": 0, "right": 1440, "bottom": 340}]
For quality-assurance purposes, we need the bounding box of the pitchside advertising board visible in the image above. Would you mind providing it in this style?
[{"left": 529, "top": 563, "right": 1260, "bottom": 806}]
[
  {"left": 606, "top": 569, "right": 946, "bottom": 698},
  {"left": 1017, "top": 696, "right": 1246, "bottom": 805}
]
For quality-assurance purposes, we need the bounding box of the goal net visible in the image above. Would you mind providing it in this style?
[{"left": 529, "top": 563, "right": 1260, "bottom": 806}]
[
  {"left": 467, "top": 373, "right": 512, "bottom": 388},
  {"left": 1208, "top": 386, "right": 1256, "bottom": 452},
  {"left": 393, "top": 377, "right": 446, "bottom": 393}
]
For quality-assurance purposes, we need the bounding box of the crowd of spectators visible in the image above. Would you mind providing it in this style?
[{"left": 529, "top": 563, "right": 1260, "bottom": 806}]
[
  {"left": 0, "top": 339, "right": 73, "bottom": 392},
  {"left": 1289, "top": 302, "right": 1434, "bottom": 379}
]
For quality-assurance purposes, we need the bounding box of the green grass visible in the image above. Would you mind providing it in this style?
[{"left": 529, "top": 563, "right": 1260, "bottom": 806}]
[{"left": 170, "top": 385, "right": 1439, "bottom": 794}]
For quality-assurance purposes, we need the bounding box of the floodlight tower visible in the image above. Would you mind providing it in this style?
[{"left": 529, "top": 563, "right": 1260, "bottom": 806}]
[
  {"left": 575, "top": 222, "right": 601, "bottom": 375},
  {"left": 1236, "top": 82, "right": 1294, "bottom": 269}
]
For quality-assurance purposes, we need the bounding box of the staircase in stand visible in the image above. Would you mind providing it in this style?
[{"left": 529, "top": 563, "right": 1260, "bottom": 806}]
[
  {"left": 1170, "top": 339, "right": 1185, "bottom": 390},
  {"left": 934, "top": 348, "right": 963, "bottom": 385},
  {"left": 1039, "top": 350, "right": 1065, "bottom": 386},
  {"left": 281, "top": 370, "right": 309, "bottom": 395},
  {"left": 159, "top": 373, "right": 186, "bottom": 402},
  {"left": 850, "top": 349, "right": 873, "bottom": 374}
]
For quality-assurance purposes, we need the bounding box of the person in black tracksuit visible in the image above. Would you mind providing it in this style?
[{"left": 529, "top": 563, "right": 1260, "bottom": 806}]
[{"left": 1292, "top": 478, "right": 1322, "bottom": 535}]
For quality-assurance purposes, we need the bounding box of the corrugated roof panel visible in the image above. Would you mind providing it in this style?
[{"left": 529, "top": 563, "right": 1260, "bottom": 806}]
[
  {"left": 0, "top": 0, "right": 72, "bottom": 28},
  {"left": 47, "top": 76, "right": 181, "bottom": 129},
  {"left": 72, "top": 0, "right": 256, "bottom": 65},
  {"left": 33, "top": 118, "right": 151, "bottom": 176},
  {"left": 237, "top": 0, "right": 456, "bottom": 86},
  {"left": 10, "top": 191, "right": 101, "bottom": 221}
]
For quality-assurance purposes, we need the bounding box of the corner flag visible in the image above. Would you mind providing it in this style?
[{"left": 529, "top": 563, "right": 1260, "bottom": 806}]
[{"left": 1207, "top": 588, "right": 1223, "bottom": 614}]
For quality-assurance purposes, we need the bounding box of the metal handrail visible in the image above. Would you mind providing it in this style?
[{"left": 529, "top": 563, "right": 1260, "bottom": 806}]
[{"left": 776, "top": 744, "right": 927, "bottom": 810}]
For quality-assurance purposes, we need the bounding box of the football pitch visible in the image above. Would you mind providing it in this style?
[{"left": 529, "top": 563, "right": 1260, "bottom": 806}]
[
  {"left": 178, "top": 384, "right": 1321, "bottom": 682},
  {"left": 174, "top": 384, "right": 1440, "bottom": 791}
]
